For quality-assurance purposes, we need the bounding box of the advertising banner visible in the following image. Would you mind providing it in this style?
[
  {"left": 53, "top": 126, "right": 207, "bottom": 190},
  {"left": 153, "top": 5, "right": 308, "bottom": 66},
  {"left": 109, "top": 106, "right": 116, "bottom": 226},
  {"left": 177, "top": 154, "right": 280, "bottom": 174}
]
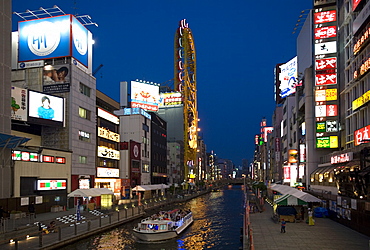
[
  {"left": 314, "top": 41, "right": 337, "bottom": 55},
  {"left": 18, "top": 15, "right": 89, "bottom": 67},
  {"left": 43, "top": 64, "right": 71, "bottom": 93},
  {"left": 71, "top": 16, "right": 88, "bottom": 66},
  {"left": 314, "top": 10, "right": 336, "bottom": 24},
  {"left": 18, "top": 15, "right": 71, "bottom": 62},
  {"left": 37, "top": 179, "right": 67, "bottom": 190},
  {"left": 11, "top": 86, "right": 28, "bottom": 121},
  {"left": 130, "top": 81, "right": 160, "bottom": 111},
  {"left": 159, "top": 92, "right": 183, "bottom": 107},
  {"left": 97, "top": 167, "right": 120, "bottom": 178},
  {"left": 97, "top": 146, "right": 120, "bottom": 160},
  {"left": 354, "top": 125, "right": 370, "bottom": 146},
  {"left": 278, "top": 57, "right": 297, "bottom": 98}
]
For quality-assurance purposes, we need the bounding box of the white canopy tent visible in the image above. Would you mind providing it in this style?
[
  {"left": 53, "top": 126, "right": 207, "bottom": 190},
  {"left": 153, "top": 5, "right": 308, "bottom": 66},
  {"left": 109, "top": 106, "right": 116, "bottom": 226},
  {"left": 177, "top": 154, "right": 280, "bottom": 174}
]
[
  {"left": 67, "top": 188, "right": 114, "bottom": 197},
  {"left": 133, "top": 184, "right": 170, "bottom": 191},
  {"left": 269, "top": 184, "right": 322, "bottom": 203}
]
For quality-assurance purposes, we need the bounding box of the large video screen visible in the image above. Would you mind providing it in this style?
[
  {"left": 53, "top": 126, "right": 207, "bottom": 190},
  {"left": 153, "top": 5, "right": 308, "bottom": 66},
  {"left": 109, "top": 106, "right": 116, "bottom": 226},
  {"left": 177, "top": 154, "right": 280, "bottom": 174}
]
[{"left": 28, "top": 90, "right": 64, "bottom": 127}]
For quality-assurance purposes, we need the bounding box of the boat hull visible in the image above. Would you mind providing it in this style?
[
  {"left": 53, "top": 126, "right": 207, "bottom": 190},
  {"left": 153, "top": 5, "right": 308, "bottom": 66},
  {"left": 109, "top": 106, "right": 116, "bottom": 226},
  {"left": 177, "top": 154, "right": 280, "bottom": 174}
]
[{"left": 133, "top": 216, "right": 193, "bottom": 242}]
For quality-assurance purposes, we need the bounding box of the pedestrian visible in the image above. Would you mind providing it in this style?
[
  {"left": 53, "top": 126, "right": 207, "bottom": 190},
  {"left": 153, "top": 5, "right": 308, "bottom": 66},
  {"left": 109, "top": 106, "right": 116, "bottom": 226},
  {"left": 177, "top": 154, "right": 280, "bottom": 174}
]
[
  {"left": 308, "top": 208, "right": 315, "bottom": 226},
  {"left": 28, "top": 202, "right": 36, "bottom": 218},
  {"left": 281, "top": 219, "right": 286, "bottom": 233}
]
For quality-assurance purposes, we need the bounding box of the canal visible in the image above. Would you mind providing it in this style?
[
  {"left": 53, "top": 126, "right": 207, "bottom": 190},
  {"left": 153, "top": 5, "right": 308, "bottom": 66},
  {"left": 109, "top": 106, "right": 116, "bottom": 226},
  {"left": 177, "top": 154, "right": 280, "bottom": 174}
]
[{"left": 60, "top": 185, "right": 244, "bottom": 250}]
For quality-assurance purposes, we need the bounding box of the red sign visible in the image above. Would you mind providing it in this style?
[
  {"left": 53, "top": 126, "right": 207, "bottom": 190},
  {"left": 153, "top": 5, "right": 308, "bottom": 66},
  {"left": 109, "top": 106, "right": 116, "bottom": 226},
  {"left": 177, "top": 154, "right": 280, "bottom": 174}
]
[
  {"left": 353, "top": 0, "right": 363, "bottom": 11},
  {"left": 315, "top": 73, "right": 337, "bottom": 85},
  {"left": 56, "top": 157, "right": 66, "bottom": 164},
  {"left": 315, "top": 26, "right": 337, "bottom": 39},
  {"left": 130, "top": 140, "right": 141, "bottom": 160},
  {"left": 43, "top": 155, "right": 55, "bottom": 163},
  {"left": 314, "top": 10, "right": 336, "bottom": 24},
  {"left": 316, "top": 57, "right": 337, "bottom": 70},
  {"left": 354, "top": 125, "right": 370, "bottom": 146},
  {"left": 283, "top": 165, "right": 291, "bottom": 181},
  {"left": 326, "top": 105, "right": 338, "bottom": 116}
]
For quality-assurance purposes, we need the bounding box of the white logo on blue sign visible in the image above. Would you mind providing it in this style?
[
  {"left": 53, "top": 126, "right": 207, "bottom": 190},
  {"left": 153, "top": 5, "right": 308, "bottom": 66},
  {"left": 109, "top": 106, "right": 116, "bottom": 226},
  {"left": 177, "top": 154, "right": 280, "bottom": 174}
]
[{"left": 27, "top": 21, "right": 60, "bottom": 57}]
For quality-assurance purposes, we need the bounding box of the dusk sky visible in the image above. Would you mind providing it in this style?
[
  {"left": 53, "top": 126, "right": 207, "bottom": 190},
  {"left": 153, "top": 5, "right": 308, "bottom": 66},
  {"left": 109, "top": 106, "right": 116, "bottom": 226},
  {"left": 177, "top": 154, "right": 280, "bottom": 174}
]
[{"left": 12, "top": 0, "right": 313, "bottom": 166}]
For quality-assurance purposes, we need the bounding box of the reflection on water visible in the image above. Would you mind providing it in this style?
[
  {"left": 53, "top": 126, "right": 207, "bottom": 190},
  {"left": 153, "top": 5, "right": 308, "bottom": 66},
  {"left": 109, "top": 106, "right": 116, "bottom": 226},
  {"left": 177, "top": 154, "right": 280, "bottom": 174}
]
[{"left": 61, "top": 186, "right": 244, "bottom": 250}]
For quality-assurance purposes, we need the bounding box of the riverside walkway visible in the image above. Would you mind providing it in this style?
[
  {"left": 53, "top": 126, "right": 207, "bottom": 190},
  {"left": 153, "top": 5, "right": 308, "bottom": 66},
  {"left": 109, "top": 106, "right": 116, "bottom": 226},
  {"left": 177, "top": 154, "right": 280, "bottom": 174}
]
[
  {"left": 249, "top": 203, "right": 370, "bottom": 250},
  {"left": 0, "top": 191, "right": 207, "bottom": 250}
]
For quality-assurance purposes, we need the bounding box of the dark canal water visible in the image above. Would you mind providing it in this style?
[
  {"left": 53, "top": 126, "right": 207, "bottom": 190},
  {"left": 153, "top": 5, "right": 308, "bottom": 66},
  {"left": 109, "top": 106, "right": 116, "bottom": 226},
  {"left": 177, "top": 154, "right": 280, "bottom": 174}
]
[{"left": 61, "top": 185, "right": 244, "bottom": 250}]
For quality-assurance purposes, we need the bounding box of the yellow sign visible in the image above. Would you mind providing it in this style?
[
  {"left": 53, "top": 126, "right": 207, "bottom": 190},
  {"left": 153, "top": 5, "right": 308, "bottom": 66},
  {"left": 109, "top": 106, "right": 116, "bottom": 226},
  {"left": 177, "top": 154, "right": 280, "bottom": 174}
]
[
  {"left": 326, "top": 89, "right": 337, "bottom": 101},
  {"left": 352, "top": 90, "right": 370, "bottom": 111}
]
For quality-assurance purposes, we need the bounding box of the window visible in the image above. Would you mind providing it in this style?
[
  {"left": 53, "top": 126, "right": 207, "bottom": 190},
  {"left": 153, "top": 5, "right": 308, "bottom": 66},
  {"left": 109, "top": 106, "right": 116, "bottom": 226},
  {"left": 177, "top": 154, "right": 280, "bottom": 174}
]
[
  {"left": 80, "top": 82, "right": 91, "bottom": 97},
  {"left": 142, "top": 163, "right": 149, "bottom": 173},
  {"left": 79, "top": 130, "right": 91, "bottom": 142},
  {"left": 79, "top": 156, "right": 87, "bottom": 164},
  {"left": 79, "top": 107, "right": 91, "bottom": 120}
]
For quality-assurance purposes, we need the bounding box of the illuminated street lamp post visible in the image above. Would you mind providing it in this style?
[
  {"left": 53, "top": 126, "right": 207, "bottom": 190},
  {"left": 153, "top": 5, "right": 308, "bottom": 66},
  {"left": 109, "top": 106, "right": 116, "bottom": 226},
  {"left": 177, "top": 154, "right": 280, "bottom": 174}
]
[{"left": 242, "top": 174, "right": 246, "bottom": 193}]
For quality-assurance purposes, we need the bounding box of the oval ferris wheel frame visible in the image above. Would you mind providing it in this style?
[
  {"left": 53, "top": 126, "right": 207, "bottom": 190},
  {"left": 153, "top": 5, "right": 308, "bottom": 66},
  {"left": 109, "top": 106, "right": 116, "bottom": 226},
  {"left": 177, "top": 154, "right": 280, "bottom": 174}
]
[{"left": 174, "top": 19, "right": 198, "bottom": 182}]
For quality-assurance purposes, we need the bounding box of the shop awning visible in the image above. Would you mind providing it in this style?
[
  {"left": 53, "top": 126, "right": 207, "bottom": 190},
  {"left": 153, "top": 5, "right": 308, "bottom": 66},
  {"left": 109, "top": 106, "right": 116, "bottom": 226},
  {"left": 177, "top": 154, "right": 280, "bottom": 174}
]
[
  {"left": 270, "top": 184, "right": 321, "bottom": 203},
  {"left": 275, "top": 194, "right": 308, "bottom": 205},
  {"left": 0, "top": 133, "right": 30, "bottom": 149},
  {"left": 67, "top": 188, "right": 114, "bottom": 197},
  {"left": 133, "top": 184, "right": 170, "bottom": 191}
]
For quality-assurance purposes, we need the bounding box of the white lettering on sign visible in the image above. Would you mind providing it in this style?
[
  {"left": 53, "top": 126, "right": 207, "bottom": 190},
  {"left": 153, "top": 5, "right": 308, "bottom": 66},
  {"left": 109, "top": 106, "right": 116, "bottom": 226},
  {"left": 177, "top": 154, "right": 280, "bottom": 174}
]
[{"left": 331, "top": 152, "right": 353, "bottom": 164}]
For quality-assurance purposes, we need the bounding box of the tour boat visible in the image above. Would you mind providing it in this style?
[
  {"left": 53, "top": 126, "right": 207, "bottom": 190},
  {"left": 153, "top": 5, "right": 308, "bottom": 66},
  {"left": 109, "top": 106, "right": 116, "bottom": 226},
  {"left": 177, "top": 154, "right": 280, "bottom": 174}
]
[{"left": 133, "top": 209, "right": 193, "bottom": 242}]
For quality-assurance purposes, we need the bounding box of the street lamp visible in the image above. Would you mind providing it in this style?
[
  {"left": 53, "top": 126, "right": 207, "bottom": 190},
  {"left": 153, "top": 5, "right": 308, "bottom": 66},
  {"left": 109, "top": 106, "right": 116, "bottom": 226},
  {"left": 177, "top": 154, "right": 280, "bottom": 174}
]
[{"left": 242, "top": 174, "right": 246, "bottom": 192}]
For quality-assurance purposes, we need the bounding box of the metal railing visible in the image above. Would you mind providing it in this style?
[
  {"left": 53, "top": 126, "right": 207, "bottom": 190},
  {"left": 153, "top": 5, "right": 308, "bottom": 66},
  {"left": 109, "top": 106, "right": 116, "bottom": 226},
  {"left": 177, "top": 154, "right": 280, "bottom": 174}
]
[{"left": 0, "top": 190, "right": 209, "bottom": 249}]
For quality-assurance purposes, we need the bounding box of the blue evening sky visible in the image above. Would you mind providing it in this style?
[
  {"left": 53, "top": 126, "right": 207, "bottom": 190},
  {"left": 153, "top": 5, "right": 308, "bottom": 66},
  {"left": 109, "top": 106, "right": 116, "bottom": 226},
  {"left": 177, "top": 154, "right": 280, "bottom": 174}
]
[{"left": 12, "top": 0, "right": 313, "bottom": 166}]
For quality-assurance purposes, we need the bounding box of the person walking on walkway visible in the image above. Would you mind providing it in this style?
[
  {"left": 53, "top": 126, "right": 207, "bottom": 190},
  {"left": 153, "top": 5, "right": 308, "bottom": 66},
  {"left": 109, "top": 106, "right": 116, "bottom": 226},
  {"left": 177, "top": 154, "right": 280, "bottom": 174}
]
[
  {"left": 308, "top": 208, "right": 315, "bottom": 226},
  {"left": 281, "top": 219, "right": 286, "bottom": 233}
]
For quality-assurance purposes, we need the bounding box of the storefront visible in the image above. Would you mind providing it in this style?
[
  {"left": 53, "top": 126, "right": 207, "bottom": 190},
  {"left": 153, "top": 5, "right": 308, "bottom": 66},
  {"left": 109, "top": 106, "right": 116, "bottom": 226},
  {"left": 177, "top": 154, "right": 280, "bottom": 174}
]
[{"left": 94, "top": 166, "right": 121, "bottom": 199}]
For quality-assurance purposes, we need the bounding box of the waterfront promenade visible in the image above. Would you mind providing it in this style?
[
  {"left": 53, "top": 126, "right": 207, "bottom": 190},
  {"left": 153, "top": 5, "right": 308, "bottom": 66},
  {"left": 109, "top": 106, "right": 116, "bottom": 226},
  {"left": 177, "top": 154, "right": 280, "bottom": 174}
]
[
  {"left": 249, "top": 203, "right": 370, "bottom": 250},
  {"left": 0, "top": 191, "right": 207, "bottom": 250}
]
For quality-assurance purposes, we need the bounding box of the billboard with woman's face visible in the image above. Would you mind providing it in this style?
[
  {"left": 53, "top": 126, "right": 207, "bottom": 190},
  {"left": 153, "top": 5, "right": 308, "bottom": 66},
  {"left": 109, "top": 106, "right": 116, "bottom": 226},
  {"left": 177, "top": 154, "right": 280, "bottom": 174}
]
[{"left": 28, "top": 90, "right": 65, "bottom": 127}]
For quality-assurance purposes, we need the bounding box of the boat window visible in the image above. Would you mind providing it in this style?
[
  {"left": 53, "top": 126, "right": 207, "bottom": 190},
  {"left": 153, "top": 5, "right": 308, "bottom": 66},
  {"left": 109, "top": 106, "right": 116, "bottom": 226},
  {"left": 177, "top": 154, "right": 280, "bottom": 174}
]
[{"left": 160, "top": 224, "right": 167, "bottom": 230}]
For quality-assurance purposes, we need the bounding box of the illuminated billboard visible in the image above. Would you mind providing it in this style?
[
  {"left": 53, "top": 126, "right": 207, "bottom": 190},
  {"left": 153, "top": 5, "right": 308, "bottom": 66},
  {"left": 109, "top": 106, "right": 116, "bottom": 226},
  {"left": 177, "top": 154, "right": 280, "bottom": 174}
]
[
  {"left": 28, "top": 90, "right": 65, "bottom": 127},
  {"left": 352, "top": 90, "right": 370, "bottom": 111},
  {"left": 43, "top": 64, "right": 70, "bottom": 93},
  {"left": 315, "top": 104, "right": 338, "bottom": 117},
  {"left": 314, "top": 10, "right": 336, "bottom": 24},
  {"left": 18, "top": 15, "right": 89, "bottom": 66},
  {"left": 316, "top": 120, "right": 338, "bottom": 133},
  {"left": 315, "top": 89, "right": 337, "bottom": 101},
  {"left": 353, "top": 0, "right": 363, "bottom": 11},
  {"left": 314, "top": 41, "right": 337, "bottom": 55},
  {"left": 97, "top": 167, "right": 119, "bottom": 178},
  {"left": 315, "top": 57, "right": 337, "bottom": 71},
  {"left": 278, "top": 57, "right": 297, "bottom": 98},
  {"left": 130, "top": 81, "right": 160, "bottom": 111},
  {"left": 354, "top": 125, "right": 370, "bottom": 146},
  {"left": 316, "top": 136, "right": 338, "bottom": 148},
  {"left": 315, "top": 26, "right": 337, "bottom": 39},
  {"left": 37, "top": 179, "right": 66, "bottom": 190},
  {"left": 11, "top": 86, "right": 28, "bottom": 121},
  {"left": 159, "top": 92, "right": 183, "bottom": 107},
  {"left": 315, "top": 73, "right": 337, "bottom": 86}
]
